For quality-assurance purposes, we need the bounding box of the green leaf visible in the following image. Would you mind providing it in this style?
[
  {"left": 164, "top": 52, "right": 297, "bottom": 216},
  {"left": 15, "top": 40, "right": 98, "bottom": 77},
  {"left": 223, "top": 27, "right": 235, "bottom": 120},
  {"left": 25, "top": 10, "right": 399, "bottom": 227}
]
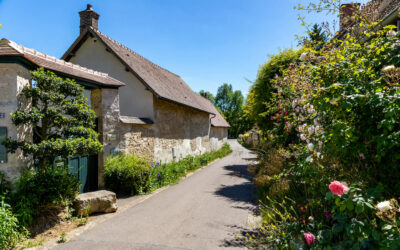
[
  {"left": 356, "top": 204, "right": 364, "bottom": 214},
  {"left": 333, "top": 223, "right": 343, "bottom": 233},
  {"left": 382, "top": 224, "right": 393, "bottom": 231},
  {"left": 365, "top": 202, "right": 374, "bottom": 209},
  {"left": 346, "top": 199, "right": 354, "bottom": 211},
  {"left": 372, "top": 230, "right": 380, "bottom": 240},
  {"left": 335, "top": 197, "right": 341, "bottom": 206}
]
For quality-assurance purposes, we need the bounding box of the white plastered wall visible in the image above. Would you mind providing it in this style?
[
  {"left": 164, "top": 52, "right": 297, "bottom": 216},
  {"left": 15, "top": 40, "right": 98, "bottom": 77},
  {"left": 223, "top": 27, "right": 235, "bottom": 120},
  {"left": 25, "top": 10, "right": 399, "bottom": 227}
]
[
  {"left": 69, "top": 37, "right": 154, "bottom": 119},
  {"left": 0, "top": 63, "right": 32, "bottom": 182}
]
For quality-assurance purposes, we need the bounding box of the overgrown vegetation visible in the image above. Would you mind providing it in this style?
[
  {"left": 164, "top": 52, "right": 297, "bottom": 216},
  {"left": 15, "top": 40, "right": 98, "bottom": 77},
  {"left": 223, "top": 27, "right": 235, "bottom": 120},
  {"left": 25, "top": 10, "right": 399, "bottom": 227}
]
[
  {"left": 200, "top": 84, "right": 252, "bottom": 138},
  {"left": 245, "top": 1, "right": 400, "bottom": 248},
  {"left": 105, "top": 143, "right": 233, "bottom": 195},
  {"left": 12, "top": 168, "right": 80, "bottom": 227},
  {"left": 0, "top": 68, "right": 98, "bottom": 247},
  {"left": 4, "top": 68, "right": 102, "bottom": 169},
  {"left": 104, "top": 155, "right": 151, "bottom": 195},
  {"left": 0, "top": 167, "right": 80, "bottom": 248},
  {"left": 0, "top": 197, "right": 28, "bottom": 249}
]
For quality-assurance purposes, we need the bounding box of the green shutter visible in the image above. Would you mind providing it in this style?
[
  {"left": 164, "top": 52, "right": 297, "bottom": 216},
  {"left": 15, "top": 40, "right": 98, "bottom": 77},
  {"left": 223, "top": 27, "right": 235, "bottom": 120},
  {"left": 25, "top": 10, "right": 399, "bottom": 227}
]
[{"left": 0, "top": 127, "right": 7, "bottom": 163}]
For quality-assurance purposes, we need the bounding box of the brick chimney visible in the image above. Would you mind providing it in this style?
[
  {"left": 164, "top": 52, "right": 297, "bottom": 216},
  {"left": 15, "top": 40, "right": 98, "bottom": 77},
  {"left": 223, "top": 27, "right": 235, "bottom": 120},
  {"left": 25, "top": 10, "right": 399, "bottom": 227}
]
[
  {"left": 79, "top": 4, "right": 100, "bottom": 34},
  {"left": 340, "top": 3, "right": 361, "bottom": 30}
]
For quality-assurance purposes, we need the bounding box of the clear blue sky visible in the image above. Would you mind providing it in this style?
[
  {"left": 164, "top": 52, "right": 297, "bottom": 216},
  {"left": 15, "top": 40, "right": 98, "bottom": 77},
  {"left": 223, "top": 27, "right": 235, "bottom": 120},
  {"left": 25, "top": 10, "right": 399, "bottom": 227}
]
[{"left": 0, "top": 0, "right": 344, "bottom": 96}]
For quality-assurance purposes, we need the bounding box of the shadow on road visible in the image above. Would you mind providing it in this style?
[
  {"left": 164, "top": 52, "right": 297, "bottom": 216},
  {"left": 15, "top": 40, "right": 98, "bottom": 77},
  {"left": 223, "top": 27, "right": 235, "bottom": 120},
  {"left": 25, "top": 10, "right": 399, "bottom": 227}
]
[
  {"left": 215, "top": 183, "right": 257, "bottom": 204},
  {"left": 224, "top": 164, "right": 253, "bottom": 181},
  {"left": 219, "top": 224, "right": 256, "bottom": 248},
  {"left": 214, "top": 164, "right": 258, "bottom": 205}
]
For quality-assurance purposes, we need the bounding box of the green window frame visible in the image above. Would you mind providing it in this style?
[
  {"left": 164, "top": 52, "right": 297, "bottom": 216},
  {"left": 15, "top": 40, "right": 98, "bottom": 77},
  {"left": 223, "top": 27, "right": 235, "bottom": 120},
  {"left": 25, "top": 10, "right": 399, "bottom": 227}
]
[{"left": 0, "top": 127, "right": 7, "bottom": 163}]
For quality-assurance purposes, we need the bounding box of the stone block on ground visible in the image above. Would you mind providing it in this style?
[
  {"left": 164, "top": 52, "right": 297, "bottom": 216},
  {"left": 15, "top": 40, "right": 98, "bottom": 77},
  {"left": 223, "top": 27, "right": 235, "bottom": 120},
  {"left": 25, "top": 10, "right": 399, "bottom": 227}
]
[{"left": 74, "top": 190, "right": 118, "bottom": 216}]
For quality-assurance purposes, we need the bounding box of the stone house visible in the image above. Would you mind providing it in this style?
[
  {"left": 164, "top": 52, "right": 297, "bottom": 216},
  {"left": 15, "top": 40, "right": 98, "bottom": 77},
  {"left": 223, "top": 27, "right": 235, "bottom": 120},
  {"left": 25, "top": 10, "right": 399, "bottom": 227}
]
[
  {"left": 0, "top": 38, "right": 124, "bottom": 191},
  {"left": 337, "top": 0, "right": 400, "bottom": 39},
  {"left": 0, "top": 5, "right": 229, "bottom": 190},
  {"left": 200, "top": 96, "right": 230, "bottom": 151},
  {"left": 61, "top": 5, "right": 229, "bottom": 172}
]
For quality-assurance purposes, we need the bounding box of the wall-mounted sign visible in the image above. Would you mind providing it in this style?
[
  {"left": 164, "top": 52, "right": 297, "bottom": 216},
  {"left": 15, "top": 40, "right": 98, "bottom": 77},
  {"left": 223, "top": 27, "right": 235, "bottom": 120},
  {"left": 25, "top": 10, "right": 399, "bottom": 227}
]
[{"left": 0, "top": 113, "right": 5, "bottom": 119}]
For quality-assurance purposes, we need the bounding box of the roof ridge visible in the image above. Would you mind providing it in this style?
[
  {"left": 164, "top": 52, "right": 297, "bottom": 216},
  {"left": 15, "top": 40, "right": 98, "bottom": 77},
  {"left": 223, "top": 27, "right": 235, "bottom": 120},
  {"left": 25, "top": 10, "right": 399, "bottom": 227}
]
[
  {"left": 92, "top": 29, "right": 181, "bottom": 77},
  {"left": 5, "top": 39, "right": 110, "bottom": 78}
]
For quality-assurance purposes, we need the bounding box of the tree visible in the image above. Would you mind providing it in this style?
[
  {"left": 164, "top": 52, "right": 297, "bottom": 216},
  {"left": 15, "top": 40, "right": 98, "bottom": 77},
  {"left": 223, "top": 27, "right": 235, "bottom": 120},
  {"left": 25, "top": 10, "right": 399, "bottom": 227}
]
[
  {"left": 5, "top": 68, "right": 102, "bottom": 169},
  {"left": 300, "top": 23, "right": 328, "bottom": 50},
  {"left": 199, "top": 90, "right": 215, "bottom": 104},
  {"left": 244, "top": 49, "right": 301, "bottom": 131},
  {"left": 215, "top": 83, "right": 251, "bottom": 138}
]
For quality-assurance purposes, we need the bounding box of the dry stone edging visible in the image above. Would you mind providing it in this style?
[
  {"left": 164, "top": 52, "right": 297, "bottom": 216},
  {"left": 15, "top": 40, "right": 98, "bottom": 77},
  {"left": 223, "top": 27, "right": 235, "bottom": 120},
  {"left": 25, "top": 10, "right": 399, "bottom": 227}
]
[{"left": 74, "top": 190, "right": 118, "bottom": 216}]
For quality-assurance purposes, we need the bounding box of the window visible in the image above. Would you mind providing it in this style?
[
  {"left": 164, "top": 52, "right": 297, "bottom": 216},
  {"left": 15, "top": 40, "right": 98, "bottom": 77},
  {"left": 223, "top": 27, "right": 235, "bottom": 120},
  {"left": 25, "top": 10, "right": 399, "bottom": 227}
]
[{"left": 0, "top": 127, "right": 7, "bottom": 163}]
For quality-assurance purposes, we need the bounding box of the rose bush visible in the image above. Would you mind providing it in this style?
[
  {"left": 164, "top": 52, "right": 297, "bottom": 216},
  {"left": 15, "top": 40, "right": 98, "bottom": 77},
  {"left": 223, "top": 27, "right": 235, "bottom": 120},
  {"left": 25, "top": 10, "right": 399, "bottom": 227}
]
[{"left": 245, "top": 23, "right": 400, "bottom": 248}]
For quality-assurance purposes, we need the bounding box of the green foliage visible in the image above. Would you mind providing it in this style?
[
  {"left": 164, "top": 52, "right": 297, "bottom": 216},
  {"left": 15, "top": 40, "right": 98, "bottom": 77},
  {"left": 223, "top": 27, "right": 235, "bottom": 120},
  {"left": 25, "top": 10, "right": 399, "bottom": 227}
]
[
  {"left": 104, "top": 154, "right": 151, "bottom": 195},
  {"left": 0, "top": 198, "right": 28, "bottom": 250},
  {"left": 310, "top": 26, "right": 400, "bottom": 195},
  {"left": 199, "top": 90, "right": 216, "bottom": 105},
  {"left": 244, "top": 49, "right": 302, "bottom": 131},
  {"left": 105, "top": 144, "right": 232, "bottom": 195},
  {"left": 4, "top": 68, "right": 102, "bottom": 169},
  {"left": 245, "top": 12, "right": 400, "bottom": 247},
  {"left": 12, "top": 167, "right": 80, "bottom": 227},
  {"left": 148, "top": 143, "right": 232, "bottom": 190},
  {"left": 300, "top": 23, "right": 328, "bottom": 50},
  {"left": 215, "top": 84, "right": 251, "bottom": 138},
  {"left": 249, "top": 186, "right": 400, "bottom": 248}
]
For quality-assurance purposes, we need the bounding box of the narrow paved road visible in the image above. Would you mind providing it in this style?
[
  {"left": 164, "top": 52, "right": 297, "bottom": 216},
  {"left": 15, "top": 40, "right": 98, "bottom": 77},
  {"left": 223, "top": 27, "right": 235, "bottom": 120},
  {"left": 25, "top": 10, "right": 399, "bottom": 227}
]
[{"left": 57, "top": 140, "right": 257, "bottom": 250}]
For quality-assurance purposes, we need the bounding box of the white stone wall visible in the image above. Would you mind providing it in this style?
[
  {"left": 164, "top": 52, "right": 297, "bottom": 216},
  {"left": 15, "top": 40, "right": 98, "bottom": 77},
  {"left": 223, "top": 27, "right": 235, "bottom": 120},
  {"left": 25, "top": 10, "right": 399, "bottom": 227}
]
[
  {"left": 0, "top": 63, "right": 32, "bottom": 182},
  {"left": 69, "top": 37, "right": 154, "bottom": 119},
  {"left": 210, "top": 126, "right": 228, "bottom": 151},
  {"left": 90, "top": 88, "right": 121, "bottom": 188}
]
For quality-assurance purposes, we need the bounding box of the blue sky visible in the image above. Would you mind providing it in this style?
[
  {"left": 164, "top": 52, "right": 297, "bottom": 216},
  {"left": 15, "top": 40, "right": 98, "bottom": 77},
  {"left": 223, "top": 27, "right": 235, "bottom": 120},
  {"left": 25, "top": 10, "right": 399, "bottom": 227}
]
[{"left": 0, "top": 0, "right": 345, "bottom": 96}]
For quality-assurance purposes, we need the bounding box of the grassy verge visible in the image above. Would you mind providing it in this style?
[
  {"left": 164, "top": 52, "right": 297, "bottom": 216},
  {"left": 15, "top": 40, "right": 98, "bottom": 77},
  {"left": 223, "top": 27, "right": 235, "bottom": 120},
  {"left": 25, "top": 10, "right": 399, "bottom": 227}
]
[
  {"left": 104, "top": 143, "right": 233, "bottom": 195},
  {"left": 148, "top": 143, "right": 232, "bottom": 191}
]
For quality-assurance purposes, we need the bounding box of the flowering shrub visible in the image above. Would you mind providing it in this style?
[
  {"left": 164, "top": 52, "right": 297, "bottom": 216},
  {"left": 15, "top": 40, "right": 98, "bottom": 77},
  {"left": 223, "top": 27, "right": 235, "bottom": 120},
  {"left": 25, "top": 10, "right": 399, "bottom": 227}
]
[
  {"left": 247, "top": 182, "right": 400, "bottom": 248},
  {"left": 328, "top": 180, "right": 349, "bottom": 196},
  {"left": 303, "top": 232, "right": 315, "bottom": 245},
  {"left": 245, "top": 19, "right": 400, "bottom": 248}
]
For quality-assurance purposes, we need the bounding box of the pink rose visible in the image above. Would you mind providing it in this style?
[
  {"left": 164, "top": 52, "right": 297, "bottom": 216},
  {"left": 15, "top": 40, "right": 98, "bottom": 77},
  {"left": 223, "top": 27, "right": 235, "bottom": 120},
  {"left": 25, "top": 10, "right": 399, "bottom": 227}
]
[
  {"left": 304, "top": 232, "right": 315, "bottom": 245},
  {"left": 329, "top": 180, "right": 349, "bottom": 196}
]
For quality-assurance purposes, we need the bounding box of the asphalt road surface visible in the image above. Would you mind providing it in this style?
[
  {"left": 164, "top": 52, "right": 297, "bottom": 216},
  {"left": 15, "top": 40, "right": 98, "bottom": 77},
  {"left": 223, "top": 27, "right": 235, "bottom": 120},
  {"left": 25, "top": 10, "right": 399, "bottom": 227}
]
[{"left": 56, "top": 140, "right": 258, "bottom": 250}]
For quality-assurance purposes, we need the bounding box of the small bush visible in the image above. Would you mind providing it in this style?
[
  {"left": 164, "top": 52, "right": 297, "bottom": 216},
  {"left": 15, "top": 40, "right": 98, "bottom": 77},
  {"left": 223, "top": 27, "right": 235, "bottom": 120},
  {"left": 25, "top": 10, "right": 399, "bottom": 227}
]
[
  {"left": 12, "top": 167, "right": 80, "bottom": 227},
  {"left": 0, "top": 198, "right": 28, "bottom": 249},
  {"left": 105, "top": 143, "right": 233, "bottom": 195},
  {"left": 104, "top": 154, "right": 151, "bottom": 195},
  {"left": 148, "top": 143, "right": 232, "bottom": 191}
]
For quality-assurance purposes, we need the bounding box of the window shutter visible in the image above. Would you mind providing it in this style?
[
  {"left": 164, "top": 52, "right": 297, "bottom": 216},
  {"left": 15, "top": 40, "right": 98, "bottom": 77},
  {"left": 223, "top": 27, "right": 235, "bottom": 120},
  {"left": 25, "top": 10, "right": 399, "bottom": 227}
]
[{"left": 0, "top": 127, "right": 7, "bottom": 163}]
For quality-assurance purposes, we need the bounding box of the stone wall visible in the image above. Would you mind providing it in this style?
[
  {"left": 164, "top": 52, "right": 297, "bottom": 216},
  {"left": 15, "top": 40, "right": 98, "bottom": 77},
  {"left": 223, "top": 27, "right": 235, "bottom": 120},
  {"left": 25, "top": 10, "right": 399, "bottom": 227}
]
[
  {"left": 90, "top": 88, "right": 120, "bottom": 188},
  {"left": 115, "top": 97, "right": 212, "bottom": 163},
  {"left": 210, "top": 126, "right": 228, "bottom": 151},
  {"left": 152, "top": 97, "right": 211, "bottom": 162},
  {"left": 0, "top": 63, "right": 32, "bottom": 182}
]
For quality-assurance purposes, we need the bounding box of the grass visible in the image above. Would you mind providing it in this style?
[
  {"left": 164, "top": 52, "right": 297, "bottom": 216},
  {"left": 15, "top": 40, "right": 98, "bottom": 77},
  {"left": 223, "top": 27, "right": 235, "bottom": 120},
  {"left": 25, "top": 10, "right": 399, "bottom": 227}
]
[
  {"left": 147, "top": 143, "right": 233, "bottom": 192},
  {"left": 104, "top": 143, "right": 233, "bottom": 195}
]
